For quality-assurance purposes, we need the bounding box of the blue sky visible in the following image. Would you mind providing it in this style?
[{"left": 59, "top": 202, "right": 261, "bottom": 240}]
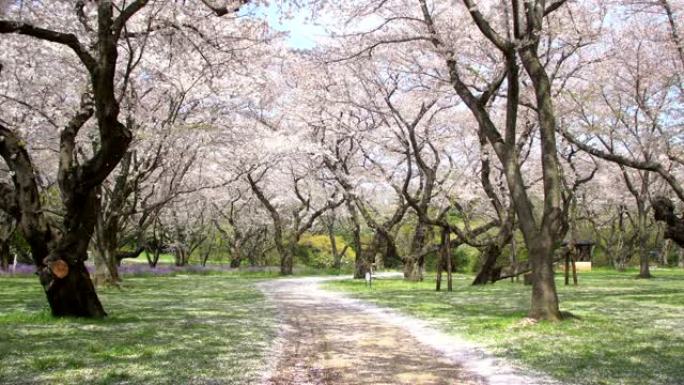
[{"left": 243, "top": 2, "right": 327, "bottom": 49}]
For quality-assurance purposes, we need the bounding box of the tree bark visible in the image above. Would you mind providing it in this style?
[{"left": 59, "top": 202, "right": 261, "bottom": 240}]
[
  {"left": 518, "top": 40, "right": 565, "bottom": 321},
  {"left": 93, "top": 249, "right": 120, "bottom": 286},
  {"left": 354, "top": 230, "right": 377, "bottom": 279},
  {"left": 281, "top": 243, "right": 295, "bottom": 275},
  {"left": 637, "top": 219, "right": 652, "bottom": 278},
  {"left": 417, "top": 0, "right": 566, "bottom": 320},
  {"left": 653, "top": 196, "right": 684, "bottom": 248},
  {"left": 436, "top": 227, "right": 454, "bottom": 291},
  {"left": 40, "top": 259, "right": 106, "bottom": 317},
  {"left": 527, "top": 242, "right": 562, "bottom": 321},
  {"left": 93, "top": 211, "right": 122, "bottom": 286},
  {"left": 404, "top": 222, "right": 428, "bottom": 282},
  {"left": 229, "top": 249, "right": 242, "bottom": 268},
  {"left": 472, "top": 245, "right": 502, "bottom": 285},
  {"left": 403, "top": 257, "right": 424, "bottom": 282},
  {"left": 0, "top": 241, "right": 10, "bottom": 271},
  {"left": 327, "top": 219, "right": 342, "bottom": 270}
]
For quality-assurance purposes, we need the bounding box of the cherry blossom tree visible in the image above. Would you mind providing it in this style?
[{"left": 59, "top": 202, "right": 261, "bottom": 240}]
[
  {"left": 0, "top": 0, "right": 253, "bottom": 317},
  {"left": 560, "top": 1, "right": 683, "bottom": 252}
]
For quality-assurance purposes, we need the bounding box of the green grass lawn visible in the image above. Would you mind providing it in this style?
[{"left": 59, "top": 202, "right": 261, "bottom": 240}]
[
  {"left": 0, "top": 274, "right": 276, "bottom": 385},
  {"left": 325, "top": 268, "right": 684, "bottom": 385}
]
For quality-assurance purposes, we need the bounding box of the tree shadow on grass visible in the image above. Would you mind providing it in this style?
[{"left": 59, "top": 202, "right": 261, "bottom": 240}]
[{"left": 0, "top": 275, "right": 277, "bottom": 385}]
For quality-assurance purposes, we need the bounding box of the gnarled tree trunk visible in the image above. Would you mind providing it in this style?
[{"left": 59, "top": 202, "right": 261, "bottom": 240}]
[
  {"left": 0, "top": 241, "right": 10, "bottom": 271},
  {"left": 653, "top": 196, "right": 684, "bottom": 248},
  {"left": 404, "top": 222, "right": 428, "bottom": 282},
  {"left": 41, "top": 259, "right": 106, "bottom": 318},
  {"left": 472, "top": 244, "right": 502, "bottom": 285}
]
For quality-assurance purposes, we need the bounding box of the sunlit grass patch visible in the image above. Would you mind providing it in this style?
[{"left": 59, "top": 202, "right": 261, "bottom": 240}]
[
  {"left": 0, "top": 275, "right": 276, "bottom": 385},
  {"left": 325, "top": 269, "right": 684, "bottom": 385}
]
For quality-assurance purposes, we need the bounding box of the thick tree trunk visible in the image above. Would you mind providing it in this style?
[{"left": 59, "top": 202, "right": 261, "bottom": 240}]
[
  {"left": 42, "top": 188, "right": 107, "bottom": 317},
  {"left": 40, "top": 259, "right": 106, "bottom": 318},
  {"left": 661, "top": 239, "right": 671, "bottom": 266},
  {"left": 93, "top": 249, "right": 120, "bottom": 286},
  {"left": 403, "top": 257, "right": 424, "bottom": 281},
  {"left": 472, "top": 245, "right": 501, "bottom": 285},
  {"left": 0, "top": 241, "right": 10, "bottom": 271},
  {"left": 278, "top": 240, "right": 296, "bottom": 275},
  {"left": 174, "top": 245, "right": 188, "bottom": 267},
  {"left": 638, "top": 256, "right": 652, "bottom": 278},
  {"left": 527, "top": 242, "right": 562, "bottom": 321},
  {"left": 404, "top": 222, "right": 428, "bottom": 281},
  {"left": 354, "top": 253, "right": 367, "bottom": 279},
  {"left": 281, "top": 250, "right": 294, "bottom": 275},
  {"left": 93, "top": 220, "right": 121, "bottom": 286},
  {"left": 0, "top": 215, "right": 13, "bottom": 271},
  {"left": 653, "top": 196, "right": 684, "bottom": 249}
]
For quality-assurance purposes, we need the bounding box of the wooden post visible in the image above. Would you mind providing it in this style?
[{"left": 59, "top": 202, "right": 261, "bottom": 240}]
[
  {"left": 445, "top": 229, "right": 453, "bottom": 292},
  {"left": 436, "top": 255, "right": 442, "bottom": 292},
  {"left": 564, "top": 249, "right": 570, "bottom": 286}
]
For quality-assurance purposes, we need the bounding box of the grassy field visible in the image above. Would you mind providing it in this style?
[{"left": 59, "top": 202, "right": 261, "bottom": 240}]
[
  {"left": 0, "top": 274, "right": 276, "bottom": 385},
  {"left": 325, "top": 268, "right": 684, "bottom": 385}
]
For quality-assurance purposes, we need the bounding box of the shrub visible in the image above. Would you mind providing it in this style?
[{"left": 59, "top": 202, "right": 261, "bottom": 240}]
[{"left": 297, "top": 234, "right": 356, "bottom": 268}]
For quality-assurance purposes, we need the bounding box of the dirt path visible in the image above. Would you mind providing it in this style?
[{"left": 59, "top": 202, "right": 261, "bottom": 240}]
[{"left": 258, "top": 276, "right": 561, "bottom": 385}]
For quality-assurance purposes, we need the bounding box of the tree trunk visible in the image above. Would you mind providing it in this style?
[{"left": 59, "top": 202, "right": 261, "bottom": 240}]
[
  {"left": 327, "top": 220, "right": 342, "bottom": 270},
  {"left": 93, "top": 249, "right": 120, "bottom": 286},
  {"left": 436, "top": 228, "right": 454, "bottom": 291},
  {"left": 39, "top": 259, "right": 106, "bottom": 318},
  {"left": 93, "top": 218, "right": 121, "bottom": 286},
  {"left": 637, "top": 206, "right": 652, "bottom": 278},
  {"left": 527, "top": 242, "right": 562, "bottom": 321},
  {"left": 354, "top": 252, "right": 367, "bottom": 279},
  {"left": 0, "top": 241, "right": 10, "bottom": 271},
  {"left": 662, "top": 239, "right": 671, "bottom": 266},
  {"left": 404, "top": 222, "right": 428, "bottom": 282},
  {"left": 278, "top": 240, "right": 295, "bottom": 275},
  {"left": 653, "top": 196, "right": 684, "bottom": 248},
  {"left": 174, "top": 245, "right": 188, "bottom": 267},
  {"left": 510, "top": 237, "right": 518, "bottom": 282},
  {"left": 355, "top": 230, "right": 379, "bottom": 279},
  {"left": 403, "top": 257, "right": 424, "bottom": 282},
  {"left": 147, "top": 249, "right": 160, "bottom": 268},
  {"left": 446, "top": 242, "right": 453, "bottom": 292},
  {"left": 472, "top": 245, "right": 501, "bottom": 285},
  {"left": 281, "top": 250, "right": 294, "bottom": 275},
  {"left": 436, "top": 256, "right": 442, "bottom": 292}
]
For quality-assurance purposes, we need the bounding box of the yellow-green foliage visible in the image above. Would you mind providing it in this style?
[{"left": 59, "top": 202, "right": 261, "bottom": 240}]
[
  {"left": 456, "top": 244, "right": 482, "bottom": 273},
  {"left": 298, "top": 234, "right": 356, "bottom": 268}
]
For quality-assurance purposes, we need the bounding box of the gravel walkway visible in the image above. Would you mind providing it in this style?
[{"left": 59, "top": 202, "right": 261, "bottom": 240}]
[{"left": 258, "top": 275, "right": 562, "bottom": 385}]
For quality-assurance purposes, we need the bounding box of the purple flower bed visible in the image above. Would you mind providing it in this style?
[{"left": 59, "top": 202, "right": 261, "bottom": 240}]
[
  {"left": 0, "top": 263, "right": 238, "bottom": 278},
  {"left": 0, "top": 263, "right": 37, "bottom": 277},
  {"left": 116, "top": 263, "right": 237, "bottom": 276}
]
